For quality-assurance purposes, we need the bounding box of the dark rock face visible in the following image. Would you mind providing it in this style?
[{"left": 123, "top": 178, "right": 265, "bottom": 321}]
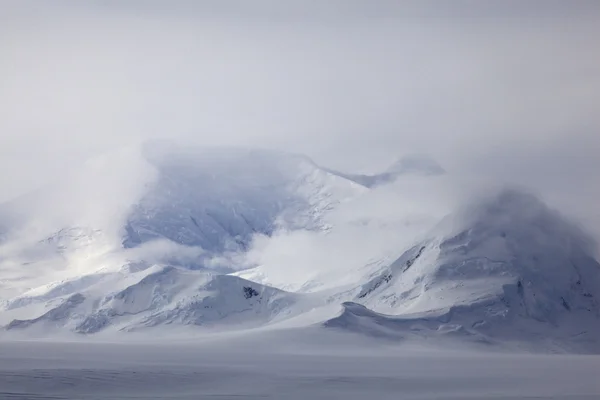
[{"left": 244, "top": 286, "right": 259, "bottom": 299}]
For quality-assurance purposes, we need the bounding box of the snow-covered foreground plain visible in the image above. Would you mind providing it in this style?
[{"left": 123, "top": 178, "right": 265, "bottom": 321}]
[{"left": 1, "top": 328, "right": 599, "bottom": 399}]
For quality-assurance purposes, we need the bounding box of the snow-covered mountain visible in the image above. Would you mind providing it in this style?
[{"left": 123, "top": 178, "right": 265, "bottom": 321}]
[
  {"left": 1, "top": 144, "right": 599, "bottom": 353},
  {"left": 4, "top": 265, "right": 310, "bottom": 334},
  {"left": 327, "top": 189, "right": 600, "bottom": 352},
  {"left": 122, "top": 141, "right": 367, "bottom": 254},
  {"left": 0, "top": 142, "right": 370, "bottom": 334},
  {"left": 0, "top": 142, "right": 369, "bottom": 297}
]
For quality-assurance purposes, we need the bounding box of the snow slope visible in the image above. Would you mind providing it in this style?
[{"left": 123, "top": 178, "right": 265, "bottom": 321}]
[
  {"left": 2, "top": 338, "right": 600, "bottom": 399},
  {"left": 0, "top": 142, "right": 366, "bottom": 299},
  {"left": 3, "top": 264, "right": 312, "bottom": 335},
  {"left": 0, "top": 142, "right": 371, "bottom": 336},
  {"left": 123, "top": 141, "right": 367, "bottom": 255},
  {"left": 1, "top": 143, "right": 599, "bottom": 354},
  {"left": 327, "top": 189, "right": 600, "bottom": 352}
]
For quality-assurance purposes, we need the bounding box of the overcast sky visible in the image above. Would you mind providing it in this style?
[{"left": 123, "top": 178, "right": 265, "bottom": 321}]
[{"left": 1, "top": 1, "right": 600, "bottom": 219}]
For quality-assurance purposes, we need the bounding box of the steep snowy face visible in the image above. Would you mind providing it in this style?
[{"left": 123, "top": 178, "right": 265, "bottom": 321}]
[
  {"left": 0, "top": 143, "right": 366, "bottom": 300},
  {"left": 336, "top": 189, "right": 600, "bottom": 350},
  {"left": 435, "top": 190, "right": 597, "bottom": 290},
  {"left": 3, "top": 265, "right": 305, "bottom": 335},
  {"left": 122, "top": 142, "right": 366, "bottom": 256}
]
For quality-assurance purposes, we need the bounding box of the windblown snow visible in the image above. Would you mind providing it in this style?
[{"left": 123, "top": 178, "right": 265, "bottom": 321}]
[{"left": 0, "top": 143, "right": 599, "bottom": 353}]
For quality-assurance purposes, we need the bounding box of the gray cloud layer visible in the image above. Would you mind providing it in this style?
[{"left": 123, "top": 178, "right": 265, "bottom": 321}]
[{"left": 1, "top": 1, "right": 599, "bottom": 235}]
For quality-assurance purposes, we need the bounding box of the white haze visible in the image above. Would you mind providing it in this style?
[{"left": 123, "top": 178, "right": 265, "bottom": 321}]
[
  {"left": 234, "top": 175, "right": 461, "bottom": 290},
  {"left": 1, "top": 1, "right": 600, "bottom": 279}
]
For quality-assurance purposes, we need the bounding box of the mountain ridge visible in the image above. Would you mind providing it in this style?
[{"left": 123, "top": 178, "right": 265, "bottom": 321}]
[
  {"left": 325, "top": 189, "right": 600, "bottom": 352},
  {"left": 0, "top": 146, "right": 599, "bottom": 353}
]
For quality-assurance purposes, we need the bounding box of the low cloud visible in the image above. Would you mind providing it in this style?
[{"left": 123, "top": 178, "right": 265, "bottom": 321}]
[{"left": 1, "top": 2, "right": 599, "bottom": 257}]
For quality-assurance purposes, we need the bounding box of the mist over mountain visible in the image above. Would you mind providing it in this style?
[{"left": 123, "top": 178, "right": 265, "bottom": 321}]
[
  {"left": 0, "top": 145, "right": 598, "bottom": 353},
  {"left": 323, "top": 154, "right": 446, "bottom": 188},
  {"left": 2, "top": 4, "right": 600, "bottom": 399},
  {"left": 329, "top": 189, "right": 600, "bottom": 352}
]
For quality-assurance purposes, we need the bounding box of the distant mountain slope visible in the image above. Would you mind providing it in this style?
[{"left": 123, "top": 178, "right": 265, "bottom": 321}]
[
  {"left": 326, "top": 189, "right": 600, "bottom": 352},
  {"left": 122, "top": 142, "right": 366, "bottom": 255},
  {"left": 2, "top": 144, "right": 599, "bottom": 353},
  {"left": 0, "top": 142, "right": 367, "bottom": 298},
  {"left": 4, "top": 265, "right": 307, "bottom": 334}
]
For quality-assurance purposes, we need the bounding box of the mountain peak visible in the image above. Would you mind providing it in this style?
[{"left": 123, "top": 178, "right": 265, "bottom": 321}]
[{"left": 337, "top": 188, "right": 600, "bottom": 352}]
